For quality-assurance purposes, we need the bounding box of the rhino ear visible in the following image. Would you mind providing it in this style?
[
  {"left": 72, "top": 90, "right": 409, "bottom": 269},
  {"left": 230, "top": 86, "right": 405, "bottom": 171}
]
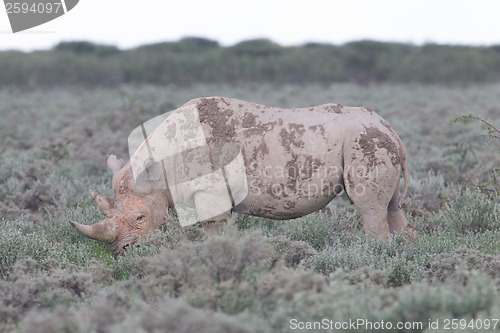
[
  {"left": 107, "top": 155, "right": 125, "bottom": 175},
  {"left": 90, "top": 189, "right": 117, "bottom": 217}
]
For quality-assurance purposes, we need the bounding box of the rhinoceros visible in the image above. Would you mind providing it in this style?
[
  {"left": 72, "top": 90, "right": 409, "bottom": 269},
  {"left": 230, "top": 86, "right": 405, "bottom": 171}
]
[{"left": 70, "top": 97, "right": 416, "bottom": 255}]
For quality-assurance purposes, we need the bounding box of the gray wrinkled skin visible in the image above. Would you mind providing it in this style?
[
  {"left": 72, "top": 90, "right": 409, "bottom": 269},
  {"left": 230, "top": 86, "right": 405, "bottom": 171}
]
[{"left": 71, "top": 97, "right": 416, "bottom": 255}]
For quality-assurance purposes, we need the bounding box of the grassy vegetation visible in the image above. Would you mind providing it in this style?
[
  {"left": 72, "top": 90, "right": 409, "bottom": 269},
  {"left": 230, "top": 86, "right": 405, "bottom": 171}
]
[{"left": 1, "top": 83, "right": 500, "bottom": 332}]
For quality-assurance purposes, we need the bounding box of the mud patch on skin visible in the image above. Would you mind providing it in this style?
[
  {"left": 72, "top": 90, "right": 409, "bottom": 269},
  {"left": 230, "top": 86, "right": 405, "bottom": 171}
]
[
  {"left": 197, "top": 98, "right": 237, "bottom": 143},
  {"left": 300, "top": 155, "right": 324, "bottom": 180},
  {"left": 165, "top": 122, "right": 177, "bottom": 140},
  {"left": 358, "top": 126, "right": 402, "bottom": 168},
  {"left": 327, "top": 104, "right": 344, "bottom": 114},
  {"left": 117, "top": 174, "right": 134, "bottom": 196},
  {"left": 285, "top": 154, "right": 324, "bottom": 193},
  {"left": 289, "top": 123, "right": 306, "bottom": 134},
  {"left": 308, "top": 124, "right": 326, "bottom": 137},
  {"left": 280, "top": 124, "right": 306, "bottom": 151},
  {"left": 242, "top": 112, "right": 257, "bottom": 128},
  {"left": 252, "top": 140, "right": 269, "bottom": 161},
  {"left": 242, "top": 118, "right": 278, "bottom": 137},
  {"left": 285, "top": 156, "right": 299, "bottom": 190},
  {"left": 379, "top": 118, "right": 399, "bottom": 138}
]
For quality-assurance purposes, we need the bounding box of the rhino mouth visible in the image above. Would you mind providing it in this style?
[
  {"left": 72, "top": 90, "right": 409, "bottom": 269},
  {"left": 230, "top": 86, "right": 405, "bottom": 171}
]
[
  {"left": 108, "top": 233, "right": 142, "bottom": 256},
  {"left": 111, "top": 242, "right": 132, "bottom": 256}
]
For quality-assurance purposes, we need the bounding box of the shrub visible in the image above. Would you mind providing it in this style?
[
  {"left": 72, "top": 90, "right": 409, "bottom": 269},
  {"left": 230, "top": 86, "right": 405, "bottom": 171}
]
[
  {"left": 54, "top": 41, "right": 120, "bottom": 56},
  {"left": 269, "top": 236, "right": 317, "bottom": 268},
  {"left": 128, "top": 232, "right": 275, "bottom": 295},
  {"left": 16, "top": 296, "right": 255, "bottom": 333},
  {"left": 4, "top": 39, "right": 500, "bottom": 87},
  {"left": 426, "top": 247, "right": 500, "bottom": 282},
  {"left": 440, "top": 188, "right": 500, "bottom": 234},
  {"left": 0, "top": 257, "right": 110, "bottom": 326},
  {"left": 0, "top": 204, "right": 116, "bottom": 277},
  {"left": 453, "top": 114, "right": 500, "bottom": 194},
  {"left": 257, "top": 205, "right": 363, "bottom": 251},
  {"left": 382, "top": 270, "right": 497, "bottom": 330},
  {"left": 0, "top": 157, "right": 60, "bottom": 219},
  {"left": 404, "top": 171, "right": 452, "bottom": 217},
  {"left": 0, "top": 219, "right": 62, "bottom": 275}
]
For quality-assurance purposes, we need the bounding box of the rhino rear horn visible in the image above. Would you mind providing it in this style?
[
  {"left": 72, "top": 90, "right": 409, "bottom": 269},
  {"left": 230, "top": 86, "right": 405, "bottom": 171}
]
[
  {"left": 107, "top": 155, "right": 125, "bottom": 174},
  {"left": 69, "top": 219, "right": 117, "bottom": 243},
  {"left": 89, "top": 189, "right": 116, "bottom": 217}
]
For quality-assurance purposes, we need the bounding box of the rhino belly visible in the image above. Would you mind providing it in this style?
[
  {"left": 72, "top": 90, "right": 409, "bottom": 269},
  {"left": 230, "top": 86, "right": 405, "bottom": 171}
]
[{"left": 234, "top": 154, "right": 344, "bottom": 219}]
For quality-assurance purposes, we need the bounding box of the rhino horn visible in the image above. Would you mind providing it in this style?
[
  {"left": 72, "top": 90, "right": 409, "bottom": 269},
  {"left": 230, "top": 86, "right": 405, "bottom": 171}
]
[
  {"left": 69, "top": 219, "right": 117, "bottom": 243},
  {"left": 89, "top": 189, "right": 116, "bottom": 217},
  {"left": 107, "top": 155, "right": 125, "bottom": 174}
]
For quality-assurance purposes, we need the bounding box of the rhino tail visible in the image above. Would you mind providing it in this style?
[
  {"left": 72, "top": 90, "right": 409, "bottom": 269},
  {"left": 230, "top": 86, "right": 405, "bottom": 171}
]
[{"left": 397, "top": 137, "right": 409, "bottom": 208}]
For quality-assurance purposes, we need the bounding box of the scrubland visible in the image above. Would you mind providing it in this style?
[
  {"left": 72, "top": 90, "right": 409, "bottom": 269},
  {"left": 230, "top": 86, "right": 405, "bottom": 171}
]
[{"left": 1, "top": 83, "right": 499, "bottom": 332}]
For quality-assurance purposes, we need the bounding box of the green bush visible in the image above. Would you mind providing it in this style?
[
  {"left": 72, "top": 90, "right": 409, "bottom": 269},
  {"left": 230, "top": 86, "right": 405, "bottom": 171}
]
[
  {"left": 253, "top": 205, "right": 363, "bottom": 251},
  {"left": 3, "top": 38, "right": 500, "bottom": 88},
  {"left": 441, "top": 188, "right": 500, "bottom": 234},
  {"left": 381, "top": 270, "right": 497, "bottom": 331},
  {"left": 229, "top": 39, "right": 283, "bottom": 57},
  {"left": 54, "top": 41, "right": 120, "bottom": 56},
  {"left": 426, "top": 247, "right": 500, "bottom": 282},
  {"left": 0, "top": 219, "right": 62, "bottom": 274}
]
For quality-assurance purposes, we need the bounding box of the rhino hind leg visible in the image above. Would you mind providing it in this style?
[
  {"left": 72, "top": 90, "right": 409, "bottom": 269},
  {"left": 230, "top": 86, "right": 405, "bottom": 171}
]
[
  {"left": 343, "top": 159, "right": 416, "bottom": 243},
  {"left": 343, "top": 156, "right": 399, "bottom": 241},
  {"left": 387, "top": 179, "right": 417, "bottom": 242}
]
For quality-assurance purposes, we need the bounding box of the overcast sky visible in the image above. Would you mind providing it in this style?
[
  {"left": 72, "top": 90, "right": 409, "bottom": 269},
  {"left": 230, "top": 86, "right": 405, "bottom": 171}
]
[{"left": 1, "top": 0, "right": 499, "bottom": 51}]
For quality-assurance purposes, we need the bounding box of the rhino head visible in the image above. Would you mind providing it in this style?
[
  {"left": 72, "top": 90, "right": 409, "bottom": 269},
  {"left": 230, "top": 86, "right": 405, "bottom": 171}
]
[{"left": 69, "top": 155, "right": 170, "bottom": 256}]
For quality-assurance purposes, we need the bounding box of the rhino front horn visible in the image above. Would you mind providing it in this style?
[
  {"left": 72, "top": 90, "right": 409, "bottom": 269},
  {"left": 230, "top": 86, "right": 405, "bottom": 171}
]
[{"left": 69, "top": 219, "right": 117, "bottom": 243}]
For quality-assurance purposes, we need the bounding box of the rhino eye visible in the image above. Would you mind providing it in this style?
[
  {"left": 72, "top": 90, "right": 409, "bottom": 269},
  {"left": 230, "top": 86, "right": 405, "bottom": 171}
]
[{"left": 136, "top": 215, "right": 145, "bottom": 222}]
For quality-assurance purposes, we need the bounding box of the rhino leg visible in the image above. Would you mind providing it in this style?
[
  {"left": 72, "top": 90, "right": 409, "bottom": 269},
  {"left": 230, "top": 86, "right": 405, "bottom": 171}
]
[
  {"left": 343, "top": 160, "right": 398, "bottom": 242},
  {"left": 201, "top": 214, "right": 233, "bottom": 236},
  {"left": 387, "top": 178, "right": 417, "bottom": 242},
  {"left": 344, "top": 157, "right": 416, "bottom": 242},
  {"left": 359, "top": 209, "right": 391, "bottom": 241},
  {"left": 194, "top": 190, "right": 232, "bottom": 236}
]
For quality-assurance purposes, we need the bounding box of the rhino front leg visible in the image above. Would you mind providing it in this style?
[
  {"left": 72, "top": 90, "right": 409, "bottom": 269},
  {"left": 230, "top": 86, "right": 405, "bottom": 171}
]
[
  {"left": 201, "top": 214, "right": 232, "bottom": 236},
  {"left": 194, "top": 190, "right": 232, "bottom": 236}
]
